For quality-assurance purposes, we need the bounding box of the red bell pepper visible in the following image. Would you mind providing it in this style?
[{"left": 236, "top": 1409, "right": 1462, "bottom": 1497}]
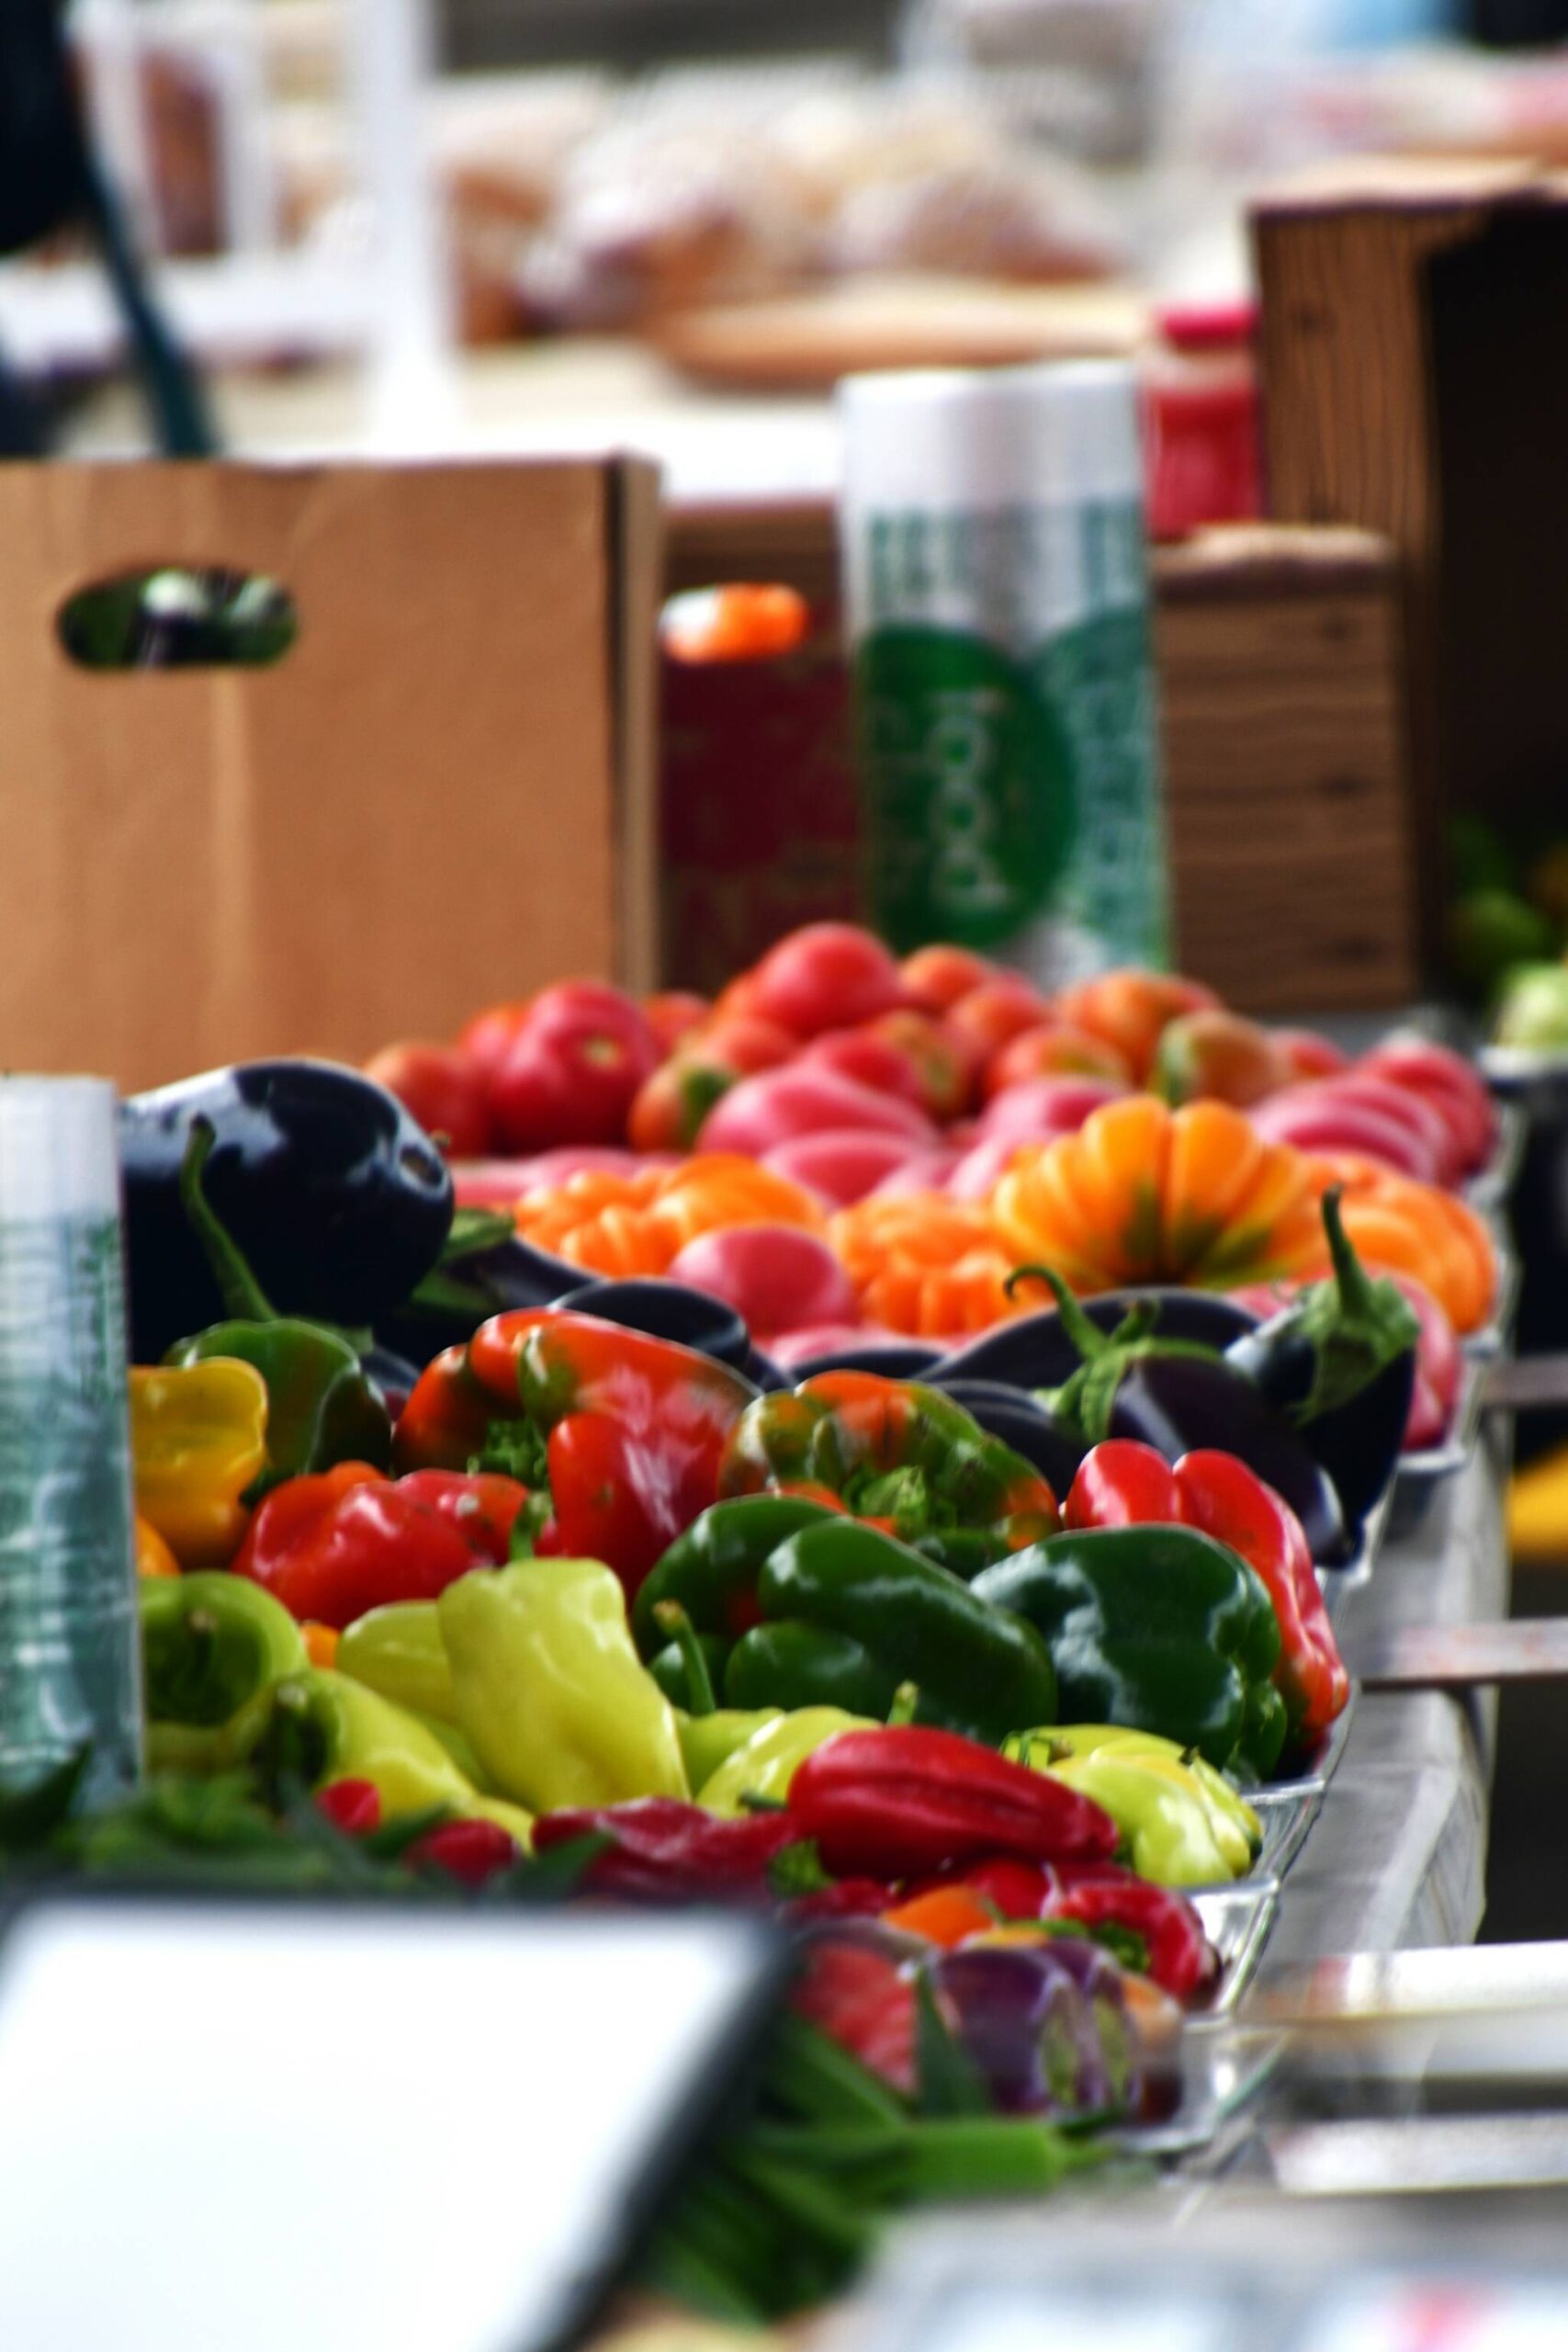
[
  {"left": 789, "top": 1929, "right": 919, "bottom": 2097},
  {"left": 1171, "top": 1447, "right": 1348, "bottom": 1740},
  {"left": 1064, "top": 1440, "right": 1349, "bottom": 1742},
  {"left": 785, "top": 1725, "right": 1118, "bottom": 1881},
  {"left": 232, "top": 1462, "right": 532, "bottom": 1628},
  {"left": 1049, "top": 1865, "right": 1220, "bottom": 2004},
  {"left": 530, "top": 1797, "right": 798, "bottom": 1903},
  {"left": 394, "top": 1308, "right": 758, "bottom": 1597}
]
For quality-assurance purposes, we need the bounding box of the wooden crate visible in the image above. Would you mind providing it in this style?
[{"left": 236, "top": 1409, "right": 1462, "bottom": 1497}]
[
  {"left": 1254, "top": 158, "right": 1568, "bottom": 970},
  {"left": 661, "top": 503, "right": 1418, "bottom": 1012}
]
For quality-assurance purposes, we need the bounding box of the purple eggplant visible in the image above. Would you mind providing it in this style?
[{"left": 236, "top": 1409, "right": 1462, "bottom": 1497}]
[
  {"left": 929, "top": 1378, "right": 1088, "bottom": 1496},
  {"left": 1223, "top": 1190, "right": 1419, "bottom": 1526},
  {"left": 929, "top": 1943, "right": 1137, "bottom": 2118},
  {"left": 1111, "top": 1356, "right": 1350, "bottom": 1565},
  {"left": 933, "top": 1290, "right": 1260, "bottom": 1392},
  {"left": 784, "top": 1340, "right": 946, "bottom": 1382}
]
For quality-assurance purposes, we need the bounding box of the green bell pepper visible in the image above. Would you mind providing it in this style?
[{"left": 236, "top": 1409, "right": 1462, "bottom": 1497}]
[
  {"left": 716, "top": 1374, "right": 1058, "bottom": 1568},
  {"left": 648, "top": 1597, "right": 782, "bottom": 1791},
  {"left": 721, "top": 1520, "right": 1057, "bottom": 1746},
  {"left": 141, "top": 1569, "right": 307, "bottom": 1773},
  {"left": 632, "top": 1494, "right": 840, "bottom": 1659},
  {"left": 165, "top": 1118, "right": 391, "bottom": 1489},
  {"left": 974, "top": 1526, "right": 1286, "bottom": 1781}
]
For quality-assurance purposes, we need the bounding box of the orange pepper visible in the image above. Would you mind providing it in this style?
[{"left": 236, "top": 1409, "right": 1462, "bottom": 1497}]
[
  {"left": 301, "top": 1621, "right": 340, "bottom": 1668},
  {"left": 135, "top": 1515, "right": 181, "bottom": 1579},
  {"left": 882, "top": 1884, "right": 997, "bottom": 1948},
  {"left": 829, "top": 1193, "right": 1016, "bottom": 1338},
  {"left": 513, "top": 1155, "right": 821, "bottom": 1281}
]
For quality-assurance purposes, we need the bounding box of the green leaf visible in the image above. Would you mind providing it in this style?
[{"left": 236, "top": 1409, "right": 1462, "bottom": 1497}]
[{"left": 913, "top": 1973, "right": 992, "bottom": 2119}]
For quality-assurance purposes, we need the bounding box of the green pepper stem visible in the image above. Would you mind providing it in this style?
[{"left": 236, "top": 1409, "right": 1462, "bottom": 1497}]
[
  {"left": 653, "top": 1600, "right": 717, "bottom": 1715},
  {"left": 1005, "top": 1263, "right": 1108, "bottom": 1364},
  {"left": 179, "top": 1118, "right": 277, "bottom": 1323},
  {"left": 886, "top": 1681, "right": 919, "bottom": 1727},
  {"left": 1319, "top": 1185, "right": 1377, "bottom": 1318}
]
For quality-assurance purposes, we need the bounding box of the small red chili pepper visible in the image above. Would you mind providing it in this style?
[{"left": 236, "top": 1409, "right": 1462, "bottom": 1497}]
[
  {"left": 407, "top": 1817, "right": 520, "bottom": 1887},
  {"left": 316, "top": 1777, "right": 381, "bottom": 1835},
  {"left": 785, "top": 1725, "right": 1119, "bottom": 1881}
]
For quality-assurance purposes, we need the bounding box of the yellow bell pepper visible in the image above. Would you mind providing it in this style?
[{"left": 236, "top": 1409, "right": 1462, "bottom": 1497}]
[
  {"left": 130, "top": 1358, "right": 269, "bottom": 1566},
  {"left": 1007, "top": 1723, "right": 1261, "bottom": 1862},
  {"left": 697, "top": 1708, "right": 874, "bottom": 1817}
]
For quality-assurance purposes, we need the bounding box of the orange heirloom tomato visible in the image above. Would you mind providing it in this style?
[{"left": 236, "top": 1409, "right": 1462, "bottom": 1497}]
[
  {"left": 1303, "top": 1156, "right": 1497, "bottom": 1334},
  {"left": 1049, "top": 970, "right": 1220, "bottom": 1083},
  {"left": 991, "top": 1097, "right": 1325, "bottom": 1295}
]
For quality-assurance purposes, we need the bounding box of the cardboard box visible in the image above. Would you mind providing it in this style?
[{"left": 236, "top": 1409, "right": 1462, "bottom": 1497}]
[
  {"left": 661, "top": 502, "right": 1418, "bottom": 1012},
  {"left": 0, "top": 458, "right": 660, "bottom": 1091}
]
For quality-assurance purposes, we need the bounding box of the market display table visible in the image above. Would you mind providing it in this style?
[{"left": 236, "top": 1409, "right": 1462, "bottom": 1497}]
[{"left": 1261, "top": 1419, "right": 1509, "bottom": 1973}]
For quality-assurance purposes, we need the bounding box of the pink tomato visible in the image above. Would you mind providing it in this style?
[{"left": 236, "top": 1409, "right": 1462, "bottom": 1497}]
[
  {"left": 803, "top": 1028, "right": 929, "bottom": 1107},
  {"left": 699, "top": 1068, "right": 937, "bottom": 1158},
  {"left": 668, "top": 1225, "right": 860, "bottom": 1338},
  {"left": 975, "top": 1075, "right": 1128, "bottom": 1143},
  {"left": 762, "top": 1129, "right": 944, "bottom": 1208},
  {"left": 1360, "top": 1038, "right": 1496, "bottom": 1173}
]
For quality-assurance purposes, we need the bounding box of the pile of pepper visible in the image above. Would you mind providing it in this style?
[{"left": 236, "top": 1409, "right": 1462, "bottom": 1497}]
[{"left": 85, "top": 1041, "right": 1424, "bottom": 2321}]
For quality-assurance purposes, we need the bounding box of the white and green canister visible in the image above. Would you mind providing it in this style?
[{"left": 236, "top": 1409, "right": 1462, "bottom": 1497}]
[{"left": 838, "top": 359, "right": 1169, "bottom": 985}]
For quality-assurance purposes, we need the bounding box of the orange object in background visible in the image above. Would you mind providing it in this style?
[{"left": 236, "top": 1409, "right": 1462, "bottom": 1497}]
[
  {"left": 1306, "top": 1156, "right": 1497, "bottom": 1336},
  {"left": 660, "top": 582, "right": 811, "bottom": 665}
]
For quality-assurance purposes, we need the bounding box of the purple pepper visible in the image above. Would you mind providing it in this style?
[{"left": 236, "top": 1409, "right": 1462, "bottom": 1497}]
[{"left": 929, "top": 1943, "right": 1139, "bottom": 2119}]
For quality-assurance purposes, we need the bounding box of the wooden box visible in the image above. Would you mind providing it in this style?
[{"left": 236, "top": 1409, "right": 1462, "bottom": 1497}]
[{"left": 1254, "top": 159, "right": 1568, "bottom": 969}]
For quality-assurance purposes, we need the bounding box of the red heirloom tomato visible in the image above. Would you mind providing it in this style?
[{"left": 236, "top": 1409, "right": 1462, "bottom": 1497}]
[
  {"left": 456, "top": 1001, "right": 533, "bottom": 1079},
  {"left": 899, "top": 944, "right": 997, "bottom": 1013},
  {"left": 748, "top": 923, "right": 907, "bottom": 1038},
  {"left": 642, "top": 990, "right": 711, "bottom": 1056},
  {"left": 669, "top": 1224, "right": 860, "bottom": 1340},
  {"left": 491, "top": 983, "right": 660, "bottom": 1152},
  {"left": 946, "top": 978, "right": 1054, "bottom": 1059},
  {"left": 364, "top": 1043, "right": 491, "bottom": 1158},
  {"left": 802, "top": 1028, "right": 928, "bottom": 1107}
]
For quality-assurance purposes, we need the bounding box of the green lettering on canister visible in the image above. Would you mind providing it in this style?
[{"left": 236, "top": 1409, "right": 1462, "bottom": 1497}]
[{"left": 854, "top": 624, "right": 1076, "bottom": 952}]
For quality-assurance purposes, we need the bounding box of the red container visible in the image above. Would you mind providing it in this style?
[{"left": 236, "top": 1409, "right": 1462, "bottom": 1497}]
[{"left": 1145, "top": 302, "right": 1262, "bottom": 541}]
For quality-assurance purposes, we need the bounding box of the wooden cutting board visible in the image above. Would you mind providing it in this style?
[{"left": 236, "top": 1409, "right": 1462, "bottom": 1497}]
[{"left": 651, "top": 273, "right": 1149, "bottom": 390}]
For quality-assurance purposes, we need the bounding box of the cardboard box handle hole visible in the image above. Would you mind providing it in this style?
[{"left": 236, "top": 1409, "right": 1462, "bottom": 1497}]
[{"left": 57, "top": 567, "right": 298, "bottom": 671}]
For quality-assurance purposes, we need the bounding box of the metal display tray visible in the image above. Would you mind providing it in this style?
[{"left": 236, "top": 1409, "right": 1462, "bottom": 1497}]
[{"left": 1387, "top": 1355, "right": 1486, "bottom": 1541}]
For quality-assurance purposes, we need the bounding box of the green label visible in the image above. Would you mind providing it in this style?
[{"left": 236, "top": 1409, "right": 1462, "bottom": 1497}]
[
  {"left": 1030, "top": 608, "right": 1168, "bottom": 969},
  {"left": 854, "top": 625, "right": 1076, "bottom": 953}
]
